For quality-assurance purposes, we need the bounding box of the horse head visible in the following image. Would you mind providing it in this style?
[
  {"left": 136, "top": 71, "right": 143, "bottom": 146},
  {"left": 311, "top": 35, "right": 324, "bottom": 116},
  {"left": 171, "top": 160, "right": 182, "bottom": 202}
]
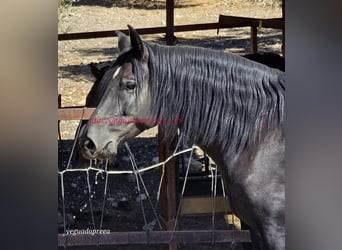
[{"left": 79, "top": 26, "right": 153, "bottom": 160}]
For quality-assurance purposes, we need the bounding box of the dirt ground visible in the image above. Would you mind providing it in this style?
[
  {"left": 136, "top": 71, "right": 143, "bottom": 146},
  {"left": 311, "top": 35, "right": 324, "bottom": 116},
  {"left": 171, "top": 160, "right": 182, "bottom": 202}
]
[{"left": 58, "top": 1, "right": 282, "bottom": 249}]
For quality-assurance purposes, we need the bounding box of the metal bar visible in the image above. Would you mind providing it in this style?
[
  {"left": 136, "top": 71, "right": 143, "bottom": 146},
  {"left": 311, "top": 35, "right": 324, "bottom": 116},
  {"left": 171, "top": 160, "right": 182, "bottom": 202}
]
[
  {"left": 58, "top": 107, "right": 95, "bottom": 120},
  {"left": 158, "top": 127, "right": 178, "bottom": 223},
  {"left": 219, "top": 15, "right": 258, "bottom": 28},
  {"left": 58, "top": 17, "right": 283, "bottom": 42},
  {"left": 218, "top": 15, "right": 284, "bottom": 29},
  {"left": 58, "top": 230, "right": 251, "bottom": 247},
  {"left": 261, "top": 18, "right": 285, "bottom": 29},
  {"left": 58, "top": 94, "right": 62, "bottom": 108},
  {"left": 282, "top": 0, "right": 285, "bottom": 56},
  {"left": 158, "top": 126, "right": 179, "bottom": 250},
  {"left": 58, "top": 23, "right": 219, "bottom": 41},
  {"left": 166, "top": 0, "right": 175, "bottom": 45},
  {"left": 282, "top": 26, "right": 285, "bottom": 56},
  {"left": 173, "top": 23, "right": 220, "bottom": 32},
  {"left": 250, "top": 26, "right": 258, "bottom": 54}
]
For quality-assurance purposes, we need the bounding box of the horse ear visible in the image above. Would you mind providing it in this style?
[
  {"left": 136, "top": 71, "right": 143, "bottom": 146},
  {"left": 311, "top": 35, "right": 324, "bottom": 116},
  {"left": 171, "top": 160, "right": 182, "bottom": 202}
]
[
  {"left": 115, "top": 31, "right": 130, "bottom": 53},
  {"left": 90, "top": 63, "right": 110, "bottom": 80},
  {"left": 90, "top": 63, "right": 102, "bottom": 80},
  {"left": 127, "top": 24, "right": 146, "bottom": 60}
]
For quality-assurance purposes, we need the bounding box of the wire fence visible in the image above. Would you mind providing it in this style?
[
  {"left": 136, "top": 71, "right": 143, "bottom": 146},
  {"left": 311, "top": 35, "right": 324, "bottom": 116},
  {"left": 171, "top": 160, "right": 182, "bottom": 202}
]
[{"left": 58, "top": 134, "right": 249, "bottom": 246}]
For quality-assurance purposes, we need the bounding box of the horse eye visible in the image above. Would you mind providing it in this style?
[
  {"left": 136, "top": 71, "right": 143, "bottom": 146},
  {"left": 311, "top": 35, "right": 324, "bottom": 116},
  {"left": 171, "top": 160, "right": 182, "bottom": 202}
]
[{"left": 125, "top": 81, "right": 137, "bottom": 91}]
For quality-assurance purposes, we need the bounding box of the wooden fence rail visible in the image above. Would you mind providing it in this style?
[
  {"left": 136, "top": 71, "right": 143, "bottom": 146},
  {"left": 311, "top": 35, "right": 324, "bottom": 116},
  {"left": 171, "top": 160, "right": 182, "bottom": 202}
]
[{"left": 58, "top": 230, "right": 251, "bottom": 247}]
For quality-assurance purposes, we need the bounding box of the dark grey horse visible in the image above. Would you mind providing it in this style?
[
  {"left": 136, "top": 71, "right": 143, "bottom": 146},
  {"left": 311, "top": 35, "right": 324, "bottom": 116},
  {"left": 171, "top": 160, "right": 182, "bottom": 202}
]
[
  {"left": 79, "top": 25, "right": 285, "bottom": 249},
  {"left": 73, "top": 63, "right": 110, "bottom": 168},
  {"left": 75, "top": 31, "right": 132, "bottom": 167},
  {"left": 243, "top": 52, "right": 285, "bottom": 72}
]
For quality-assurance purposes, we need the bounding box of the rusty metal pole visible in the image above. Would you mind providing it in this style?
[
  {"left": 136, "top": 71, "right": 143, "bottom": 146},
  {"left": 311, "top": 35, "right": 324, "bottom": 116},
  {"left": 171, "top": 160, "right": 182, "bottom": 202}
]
[
  {"left": 159, "top": 2, "right": 178, "bottom": 249},
  {"left": 166, "top": 0, "right": 176, "bottom": 45},
  {"left": 250, "top": 26, "right": 258, "bottom": 54},
  {"left": 158, "top": 126, "right": 179, "bottom": 250},
  {"left": 282, "top": 0, "right": 285, "bottom": 56}
]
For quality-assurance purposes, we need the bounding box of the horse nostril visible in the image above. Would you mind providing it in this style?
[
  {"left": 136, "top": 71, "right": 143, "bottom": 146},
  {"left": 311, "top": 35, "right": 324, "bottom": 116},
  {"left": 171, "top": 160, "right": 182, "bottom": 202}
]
[{"left": 84, "top": 138, "right": 96, "bottom": 153}]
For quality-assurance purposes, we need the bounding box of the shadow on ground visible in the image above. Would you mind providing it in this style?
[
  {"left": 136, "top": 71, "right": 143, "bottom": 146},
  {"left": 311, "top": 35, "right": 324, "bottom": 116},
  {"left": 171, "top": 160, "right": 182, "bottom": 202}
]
[{"left": 73, "top": 0, "right": 200, "bottom": 10}]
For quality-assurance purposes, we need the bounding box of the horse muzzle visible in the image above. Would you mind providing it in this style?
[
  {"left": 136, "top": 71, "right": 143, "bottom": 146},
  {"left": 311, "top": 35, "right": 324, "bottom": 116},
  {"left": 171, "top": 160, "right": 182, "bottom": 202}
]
[{"left": 79, "top": 137, "right": 117, "bottom": 160}]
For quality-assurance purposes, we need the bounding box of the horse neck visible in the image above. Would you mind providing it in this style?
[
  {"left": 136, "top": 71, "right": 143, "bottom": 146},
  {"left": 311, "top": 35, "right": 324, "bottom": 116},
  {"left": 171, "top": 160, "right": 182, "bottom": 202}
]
[{"left": 148, "top": 44, "right": 284, "bottom": 158}]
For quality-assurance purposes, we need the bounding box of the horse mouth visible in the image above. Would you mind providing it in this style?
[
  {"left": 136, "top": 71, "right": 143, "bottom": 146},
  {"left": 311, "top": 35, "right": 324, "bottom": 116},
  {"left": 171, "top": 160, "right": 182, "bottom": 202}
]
[
  {"left": 84, "top": 151, "right": 114, "bottom": 161},
  {"left": 80, "top": 140, "right": 117, "bottom": 161}
]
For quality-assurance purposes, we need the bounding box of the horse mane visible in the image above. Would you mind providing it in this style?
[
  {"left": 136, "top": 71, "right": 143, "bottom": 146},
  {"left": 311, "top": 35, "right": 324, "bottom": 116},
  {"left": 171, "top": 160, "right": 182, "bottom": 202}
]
[{"left": 133, "top": 42, "right": 285, "bottom": 156}]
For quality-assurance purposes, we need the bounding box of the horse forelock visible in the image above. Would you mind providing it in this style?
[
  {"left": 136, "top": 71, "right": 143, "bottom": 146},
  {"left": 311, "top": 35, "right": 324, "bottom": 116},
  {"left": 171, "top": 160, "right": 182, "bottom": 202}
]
[
  {"left": 145, "top": 42, "right": 284, "bottom": 156},
  {"left": 97, "top": 50, "right": 148, "bottom": 99}
]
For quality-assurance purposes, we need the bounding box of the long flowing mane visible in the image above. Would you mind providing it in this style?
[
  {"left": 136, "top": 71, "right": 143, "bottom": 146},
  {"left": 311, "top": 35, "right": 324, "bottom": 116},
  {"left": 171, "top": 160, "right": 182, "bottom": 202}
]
[{"left": 136, "top": 42, "right": 285, "bottom": 156}]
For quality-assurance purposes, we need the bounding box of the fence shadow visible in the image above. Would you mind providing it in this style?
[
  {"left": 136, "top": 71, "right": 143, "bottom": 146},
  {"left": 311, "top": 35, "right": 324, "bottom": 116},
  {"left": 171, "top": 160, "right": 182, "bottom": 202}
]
[{"left": 72, "top": 0, "right": 199, "bottom": 10}]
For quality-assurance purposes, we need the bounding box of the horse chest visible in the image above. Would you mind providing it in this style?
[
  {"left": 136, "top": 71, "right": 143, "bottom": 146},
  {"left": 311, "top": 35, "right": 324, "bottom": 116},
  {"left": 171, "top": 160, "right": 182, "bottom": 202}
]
[{"left": 221, "top": 134, "right": 285, "bottom": 229}]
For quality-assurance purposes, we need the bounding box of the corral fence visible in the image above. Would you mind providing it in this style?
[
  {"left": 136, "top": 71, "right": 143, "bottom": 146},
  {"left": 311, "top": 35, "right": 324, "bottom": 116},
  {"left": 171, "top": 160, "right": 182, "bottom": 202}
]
[
  {"left": 58, "top": 7, "right": 284, "bottom": 249},
  {"left": 58, "top": 14, "right": 285, "bottom": 55}
]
